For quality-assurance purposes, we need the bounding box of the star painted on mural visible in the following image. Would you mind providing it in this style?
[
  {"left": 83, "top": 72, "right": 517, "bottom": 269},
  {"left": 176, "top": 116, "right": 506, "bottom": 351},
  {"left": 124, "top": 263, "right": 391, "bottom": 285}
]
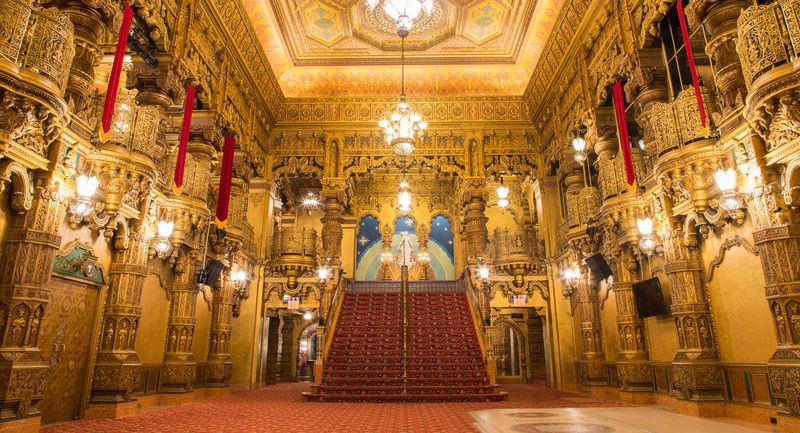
[
  {"left": 448, "top": 240, "right": 453, "bottom": 245},
  {"left": 404, "top": 219, "right": 414, "bottom": 227},
  {"left": 358, "top": 236, "right": 369, "bottom": 246}
]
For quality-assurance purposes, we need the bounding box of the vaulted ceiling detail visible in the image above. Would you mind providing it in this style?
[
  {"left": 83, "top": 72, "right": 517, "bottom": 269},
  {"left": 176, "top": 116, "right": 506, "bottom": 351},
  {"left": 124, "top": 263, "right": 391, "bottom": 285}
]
[{"left": 241, "top": 0, "right": 565, "bottom": 97}]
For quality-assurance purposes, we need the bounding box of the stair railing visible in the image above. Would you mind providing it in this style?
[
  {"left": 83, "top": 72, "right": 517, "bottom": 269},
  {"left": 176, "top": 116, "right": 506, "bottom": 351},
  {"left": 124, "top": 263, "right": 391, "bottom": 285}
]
[
  {"left": 315, "top": 274, "right": 349, "bottom": 385},
  {"left": 462, "top": 269, "right": 496, "bottom": 385},
  {"left": 401, "top": 266, "right": 409, "bottom": 395}
]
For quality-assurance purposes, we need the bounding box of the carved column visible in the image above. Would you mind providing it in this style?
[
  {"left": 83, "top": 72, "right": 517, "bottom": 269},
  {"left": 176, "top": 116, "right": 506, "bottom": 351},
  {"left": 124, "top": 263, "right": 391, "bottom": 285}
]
[
  {"left": 160, "top": 134, "right": 215, "bottom": 394},
  {"left": 161, "top": 255, "right": 200, "bottom": 393},
  {"left": 60, "top": 0, "right": 105, "bottom": 131},
  {"left": 686, "top": 0, "right": 749, "bottom": 117},
  {"left": 207, "top": 273, "right": 234, "bottom": 387},
  {"left": 0, "top": 182, "right": 65, "bottom": 422},
  {"left": 462, "top": 180, "right": 489, "bottom": 265},
  {"left": 320, "top": 182, "right": 344, "bottom": 264},
  {"left": 610, "top": 242, "right": 653, "bottom": 392},
  {"left": 663, "top": 221, "right": 724, "bottom": 401},
  {"left": 571, "top": 238, "right": 608, "bottom": 386},
  {"left": 264, "top": 313, "right": 281, "bottom": 385},
  {"left": 91, "top": 230, "right": 150, "bottom": 403},
  {"left": 279, "top": 314, "right": 296, "bottom": 381}
]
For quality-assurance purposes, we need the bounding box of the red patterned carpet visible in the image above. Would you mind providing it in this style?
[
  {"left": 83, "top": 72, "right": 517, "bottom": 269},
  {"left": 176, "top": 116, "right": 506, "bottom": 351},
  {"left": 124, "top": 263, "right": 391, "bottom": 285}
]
[{"left": 43, "top": 382, "right": 626, "bottom": 433}]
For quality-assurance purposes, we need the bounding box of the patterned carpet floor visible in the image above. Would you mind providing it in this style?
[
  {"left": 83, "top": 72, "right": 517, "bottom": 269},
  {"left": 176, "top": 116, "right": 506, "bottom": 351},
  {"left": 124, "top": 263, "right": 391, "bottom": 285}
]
[{"left": 43, "top": 382, "right": 627, "bottom": 433}]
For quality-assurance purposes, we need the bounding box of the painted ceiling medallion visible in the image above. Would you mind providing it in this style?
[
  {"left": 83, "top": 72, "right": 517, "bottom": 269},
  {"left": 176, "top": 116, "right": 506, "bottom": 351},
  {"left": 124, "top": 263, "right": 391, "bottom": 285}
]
[{"left": 365, "top": 0, "right": 435, "bottom": 37}]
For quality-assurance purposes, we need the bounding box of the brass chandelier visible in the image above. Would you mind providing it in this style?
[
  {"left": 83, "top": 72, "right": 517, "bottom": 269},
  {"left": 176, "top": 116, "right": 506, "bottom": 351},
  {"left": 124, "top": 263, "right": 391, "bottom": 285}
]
[{"left": 376, "top": 16, "right": 428, "bottom": 156}]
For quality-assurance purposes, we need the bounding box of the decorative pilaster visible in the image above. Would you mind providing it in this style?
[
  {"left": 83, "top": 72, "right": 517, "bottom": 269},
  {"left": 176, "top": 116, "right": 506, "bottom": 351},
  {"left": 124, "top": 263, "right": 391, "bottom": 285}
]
[
  {"left": 0, "top": 183, "right": 65, "bottom": 422},
  {"left": 60, "top": 0, "right": 105, "bottom": 130},
  {"left": 663, "top": 223, "right": 724, "bottom": 401}
]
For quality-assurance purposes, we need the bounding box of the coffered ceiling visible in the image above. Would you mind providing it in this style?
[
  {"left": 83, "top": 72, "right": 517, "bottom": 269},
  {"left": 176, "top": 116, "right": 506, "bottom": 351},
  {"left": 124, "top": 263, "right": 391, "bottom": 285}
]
[{"left": 241, "top": 0, "right": 564, "bottom": 97}]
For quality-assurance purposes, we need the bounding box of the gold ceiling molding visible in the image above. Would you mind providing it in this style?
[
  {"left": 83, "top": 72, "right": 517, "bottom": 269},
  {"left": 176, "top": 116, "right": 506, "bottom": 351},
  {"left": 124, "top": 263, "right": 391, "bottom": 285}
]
[
  {"left": 206, "top": 0, "right": 285, "bottom": 117},
  {"left": 274, "top": 96, "right": 533, "bottom": 124},
  {"left": 522, "top": 0, "right": 593, "bottom": 117},
  {"left": 267, "top": 0, "right": 537, "bottom": 65},
  {"left": 239, "top": 0, "right": 562, "bottom": 97}
]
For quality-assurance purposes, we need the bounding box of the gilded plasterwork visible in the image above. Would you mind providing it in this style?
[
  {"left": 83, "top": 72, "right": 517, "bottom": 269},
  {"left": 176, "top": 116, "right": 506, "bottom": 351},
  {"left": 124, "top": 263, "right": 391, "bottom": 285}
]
[{"left": 241, "top": 0, "right": 564, "bottom": 97}]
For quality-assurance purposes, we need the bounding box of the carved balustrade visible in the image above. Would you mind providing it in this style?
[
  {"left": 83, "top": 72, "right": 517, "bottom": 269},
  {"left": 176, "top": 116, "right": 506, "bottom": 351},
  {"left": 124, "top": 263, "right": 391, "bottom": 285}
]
[
  {"left": 273, "top": 226, "right": 318, "bottom": 289},
  {"left": 737, "top": 0, "right": 800, "bottom": 88},
  {"left": 640, "top": 87, "right": 716, "bottom": 159}
]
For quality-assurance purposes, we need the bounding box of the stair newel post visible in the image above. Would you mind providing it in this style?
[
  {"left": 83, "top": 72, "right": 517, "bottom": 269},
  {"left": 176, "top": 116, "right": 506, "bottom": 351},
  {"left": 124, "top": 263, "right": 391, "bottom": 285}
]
[{"left": 401, "top": 265, "right": 409, "bottom": 395}]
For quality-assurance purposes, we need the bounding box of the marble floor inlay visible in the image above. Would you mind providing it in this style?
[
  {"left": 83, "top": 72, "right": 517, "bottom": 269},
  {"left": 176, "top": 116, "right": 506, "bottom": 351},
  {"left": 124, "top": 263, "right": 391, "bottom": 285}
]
[{"left": 471, "top": 407, "right": 770, "bottom": 433}]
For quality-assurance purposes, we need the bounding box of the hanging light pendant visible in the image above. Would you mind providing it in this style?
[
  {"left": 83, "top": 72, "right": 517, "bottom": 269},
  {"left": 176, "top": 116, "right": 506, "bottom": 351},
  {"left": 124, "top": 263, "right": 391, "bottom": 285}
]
[
  {"left": 397, "top": 179, "right": 412, "bottom": 212},
  {"left": 377, "top": 22, "right": 427, "bottom": 156},
  {"left": 496, "top": 176, "right": 510, "bottom": 208}
]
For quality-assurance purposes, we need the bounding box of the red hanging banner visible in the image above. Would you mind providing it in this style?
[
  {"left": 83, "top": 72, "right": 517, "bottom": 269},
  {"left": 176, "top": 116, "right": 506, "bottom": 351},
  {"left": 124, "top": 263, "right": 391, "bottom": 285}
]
[
  {"left": 101, "top": 2, "right": 134, "bottom": 137},
  {"left": 172, "top": 82, "right": 195, "bottom": 195},
  {"left": 215, "top": 136, "right": 235, "bottom": 228},
  {"left": 612, "top": 81, "right": 636, "bottom": 186},
  {"left": 676, "top": 0, "right": 708, "bottom": 130}
]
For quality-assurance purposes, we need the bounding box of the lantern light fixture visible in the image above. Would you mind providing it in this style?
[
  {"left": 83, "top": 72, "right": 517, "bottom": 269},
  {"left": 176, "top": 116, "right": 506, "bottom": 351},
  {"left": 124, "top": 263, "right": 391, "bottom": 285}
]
[
  {"left": 153, "top": 220, "right": 175, "bottom": 258},
  {"left": 303, "top": 310, "right": 313, "bottom": 321},
  {"left": 69, "top": 174, "right": 100, "bottom": 221},
  {"left": 636, "top": 217, "right": 657, "bottom": 256},
  {"left": 365, "top": 0, "right": 435, "bottom": 36},
  {"left": 572, "top": 136, "right": 587, "bottom": 163},
  {"left": 715, "top": 168, "right": 745, "bottom": 212},
  {"left": 496, "top": 177, "right": 510, "bottom": 208},
  {"left": 397, "top": 180, "right": 412, "bottom": 212}
]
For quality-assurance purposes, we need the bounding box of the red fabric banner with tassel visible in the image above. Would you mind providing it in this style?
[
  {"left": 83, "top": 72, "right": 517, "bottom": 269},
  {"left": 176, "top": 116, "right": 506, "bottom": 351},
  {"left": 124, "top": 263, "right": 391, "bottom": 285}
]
[
  {"left": 215, "top": 135, "right": 235, "bottom": 228},
  {"left": 101, "top": 2, "right": 133, "bottom": 136},
  {"left": 172, "top": 82, "right": 195, "bottom": 195},
  {"left": 676, "top": 0, "right": 708, "bottom": 130},
  {"left": 612, "top": 81, "right": 636, "bottom": 186}
]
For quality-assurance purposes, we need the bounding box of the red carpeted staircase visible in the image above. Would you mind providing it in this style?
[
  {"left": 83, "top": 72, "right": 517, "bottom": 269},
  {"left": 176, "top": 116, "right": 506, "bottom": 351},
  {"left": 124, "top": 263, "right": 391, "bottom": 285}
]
[{"left": 305, "top": 281, "right": 507, "bottom": 402}]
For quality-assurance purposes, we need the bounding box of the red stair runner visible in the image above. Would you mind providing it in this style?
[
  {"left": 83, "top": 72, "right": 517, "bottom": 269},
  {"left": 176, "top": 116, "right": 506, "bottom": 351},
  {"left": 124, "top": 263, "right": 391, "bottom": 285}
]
[{"left": 304, "top": 282, "right": 507, "bottom": 402}]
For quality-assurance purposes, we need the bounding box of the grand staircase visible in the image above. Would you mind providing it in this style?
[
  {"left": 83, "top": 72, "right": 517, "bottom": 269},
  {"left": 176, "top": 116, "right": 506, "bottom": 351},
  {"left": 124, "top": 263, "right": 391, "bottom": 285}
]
[{"left": 304, "top": 280, "right": 507, "bottom": 402}]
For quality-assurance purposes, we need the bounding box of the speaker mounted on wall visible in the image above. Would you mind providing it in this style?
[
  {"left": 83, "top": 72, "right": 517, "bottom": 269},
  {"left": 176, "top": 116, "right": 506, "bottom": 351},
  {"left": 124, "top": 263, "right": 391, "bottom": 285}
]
[
  {"left": 584, "top": 253, "right": 613, "bottom": 282},
  {"left": 633, "top": 277, "right": 667, "bottom": 318}
]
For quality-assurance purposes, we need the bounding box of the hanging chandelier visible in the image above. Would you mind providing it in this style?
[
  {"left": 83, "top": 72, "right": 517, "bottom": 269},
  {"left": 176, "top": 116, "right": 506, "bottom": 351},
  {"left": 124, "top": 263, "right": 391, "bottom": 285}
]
[
  {"left": 365, "top": 0, "right": 434, "bottom": 36},
  {"left": 377, "top": 20, "right": 427, "bottom": 156},
  {"left": 397, "top": 180, "right": 412, "bottom": 212}
]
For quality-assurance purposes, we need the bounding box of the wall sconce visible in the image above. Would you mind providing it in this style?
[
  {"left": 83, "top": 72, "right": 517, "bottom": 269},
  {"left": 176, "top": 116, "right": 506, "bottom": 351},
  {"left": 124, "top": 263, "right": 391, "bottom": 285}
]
[
  {"left": 152, "top": 220, "right": 174, "bottom": 258},
  {"left": 636, "top": 217, "right": 657, "bottom": 256},
  {"left": 572, "top": 136, "right": 587, "bottom": 163},
  {"left": 230, "top": 268, "right": 248, "bottom": 291},
  {"left": 714, "top": 168, "right": 745, "bottom": 212},
  {"left": 68, "top": 174, "right": 99, "bottom": 227},
  {"left": 478, "top": 265, "right": 490, "bottom": 281},
  {"left": 496, "top": 177, "right": 510, "bottom": 208},
  {"left": 562, "top": 264, "right": 581, "bottom": 297},
  {"left": 317, "top": 264, "right": 330, "bottom": 282},
  {"left": 303, "top": 310, "right": 314, "bottom": 321},
  {"left": 299, "top": 339, "right": 309, "bottom": 352}
]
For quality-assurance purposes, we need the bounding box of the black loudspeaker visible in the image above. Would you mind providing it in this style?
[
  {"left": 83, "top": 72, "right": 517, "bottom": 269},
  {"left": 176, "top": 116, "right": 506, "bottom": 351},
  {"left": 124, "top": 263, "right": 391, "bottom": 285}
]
[
  {"left": 202, "top": 259, "right": 225, "bottom": 289},
  {"left": 633, "top": 277, "right": 667, "bottom": 318},
  {"left": 584, "top": 253, "right": 613, "bottom": 282}
]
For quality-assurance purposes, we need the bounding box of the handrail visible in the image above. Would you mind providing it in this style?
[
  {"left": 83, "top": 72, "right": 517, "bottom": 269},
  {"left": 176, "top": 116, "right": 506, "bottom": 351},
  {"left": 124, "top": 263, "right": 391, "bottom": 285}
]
[
  {"left": 401, "top": 266, "right": 409, "bottom": 395},
  {"left": 321, "top": 276, "right": 347, "bottom": 366},
  {"left": 462, "top": 270, "right": 487, "bottom": 360}
]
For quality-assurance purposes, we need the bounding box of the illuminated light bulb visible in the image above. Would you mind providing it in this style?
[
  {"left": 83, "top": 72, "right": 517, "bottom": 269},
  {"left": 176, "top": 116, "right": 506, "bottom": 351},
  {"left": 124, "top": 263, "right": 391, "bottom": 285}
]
[
  {"left": 317, "top": 266, "right": 330, "bottom": 281},
  {"left": 303, "top": 311, "right": 313, "bottom": 321},
  {"left": 478, "top": 266, "right": 490, "bottom": 280},
  {"left": 157, "top": 220, "right": 174, "bottom": 238},
  {"left": 76, "top": 175, "right": 99, "bottom": 199},
  {"left": 231, "top": 269, "right": 247, "bottom": 283},
  {"left": 636, "top": 217, "right": 653, "bottom": 236},
  {"left": 715, "top": 168, "right": 737, "bottom": 192}
]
